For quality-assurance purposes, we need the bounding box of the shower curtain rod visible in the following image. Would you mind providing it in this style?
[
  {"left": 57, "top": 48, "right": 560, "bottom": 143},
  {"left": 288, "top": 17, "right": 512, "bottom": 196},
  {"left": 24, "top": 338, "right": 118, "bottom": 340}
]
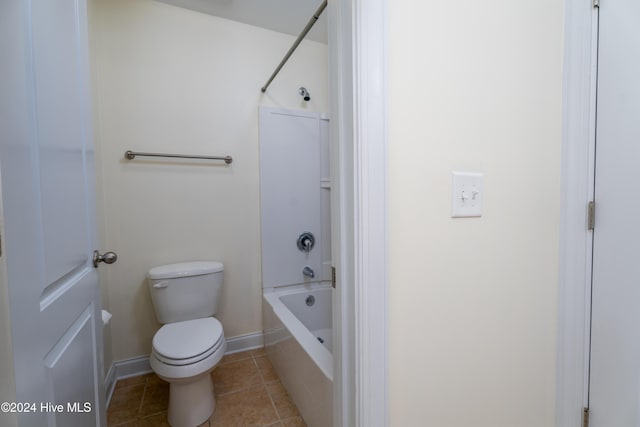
[{"left": 260, "top": 0, "right": 327, "bottom": 93}]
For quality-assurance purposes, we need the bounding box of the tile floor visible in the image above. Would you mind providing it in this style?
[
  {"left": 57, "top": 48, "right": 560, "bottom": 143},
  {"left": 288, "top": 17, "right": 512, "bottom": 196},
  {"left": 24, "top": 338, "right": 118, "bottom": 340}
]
[{"left": 107, "top": 348, "right": 307, "bottom": 427}]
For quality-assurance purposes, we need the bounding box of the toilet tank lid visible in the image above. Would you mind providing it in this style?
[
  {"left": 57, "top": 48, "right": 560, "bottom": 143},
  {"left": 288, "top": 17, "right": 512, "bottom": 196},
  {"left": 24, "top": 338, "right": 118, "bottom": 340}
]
[{"left": 147, "top": 261, "right": 224, "bottom": 280}]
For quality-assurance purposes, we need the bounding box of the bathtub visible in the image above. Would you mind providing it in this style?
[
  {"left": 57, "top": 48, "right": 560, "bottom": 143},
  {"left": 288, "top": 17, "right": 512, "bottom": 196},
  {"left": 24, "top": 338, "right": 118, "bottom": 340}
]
[{"left": 262, "top": 283, "right": 333, "bottom": 427}]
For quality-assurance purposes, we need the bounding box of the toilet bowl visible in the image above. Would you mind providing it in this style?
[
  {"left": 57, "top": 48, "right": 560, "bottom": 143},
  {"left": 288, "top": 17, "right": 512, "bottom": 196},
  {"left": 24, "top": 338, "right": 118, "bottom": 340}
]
[
  {"left": 150, "top": 317, "right": 226, "bottom": 427},
  {"left": 147, "top": 261, "right": 226, "bottom": 427}
]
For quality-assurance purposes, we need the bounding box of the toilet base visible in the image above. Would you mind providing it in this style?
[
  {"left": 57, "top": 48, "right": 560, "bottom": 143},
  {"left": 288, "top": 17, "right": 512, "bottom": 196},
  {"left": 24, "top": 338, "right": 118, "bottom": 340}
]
[{"left": 167, "top": 373, "right": 215, "bottom": 427}]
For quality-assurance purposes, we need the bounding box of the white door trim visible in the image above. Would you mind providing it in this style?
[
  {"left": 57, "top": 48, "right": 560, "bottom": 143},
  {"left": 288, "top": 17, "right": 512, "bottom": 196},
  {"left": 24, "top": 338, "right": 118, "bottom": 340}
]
[
  {"left": 352, "top": 0, "right": 388, "bottom": 425},
  {"left": 328, "top": 0, "right": 355, "bottom": 425},
  {"left": 329, "top": 0, "right": 389, "bottom": 425},
  {"left": 556, "top": 0, "right": 599, "bottom": 424},
  {"left": 319, "top": 0, "right": 390, "bottom": 424}
]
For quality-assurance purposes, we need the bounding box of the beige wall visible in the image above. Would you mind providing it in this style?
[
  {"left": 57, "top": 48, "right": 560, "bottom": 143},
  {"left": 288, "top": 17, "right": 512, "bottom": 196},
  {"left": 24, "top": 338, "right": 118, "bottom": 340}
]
[
  {"left": 388, "top": 1, "right": 563, "bottom": 425},
  {"left": 92, "top": 0, "right": 328, "bottom": 361}
]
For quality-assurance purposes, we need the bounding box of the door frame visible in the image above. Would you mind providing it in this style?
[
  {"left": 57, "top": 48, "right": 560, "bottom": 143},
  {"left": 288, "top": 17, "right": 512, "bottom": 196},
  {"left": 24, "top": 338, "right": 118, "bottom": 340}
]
[
  {"left": 351, "top": 0, "right": 389, "bottom": 425},
  {"left": 337, "top": 0, "right": 604, "bottom": 424},
  {"left": 557, "top": 0, "right": 599, "bottom": 425},
  {"left": 330, "top": 0, "right": 389, "bottom": 426}
]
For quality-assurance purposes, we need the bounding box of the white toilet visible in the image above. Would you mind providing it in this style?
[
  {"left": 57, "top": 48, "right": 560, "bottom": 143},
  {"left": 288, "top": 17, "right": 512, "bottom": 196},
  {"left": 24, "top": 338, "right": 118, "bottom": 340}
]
[{"left": 147, "top": 261, "right": 227, "bottom": 427}]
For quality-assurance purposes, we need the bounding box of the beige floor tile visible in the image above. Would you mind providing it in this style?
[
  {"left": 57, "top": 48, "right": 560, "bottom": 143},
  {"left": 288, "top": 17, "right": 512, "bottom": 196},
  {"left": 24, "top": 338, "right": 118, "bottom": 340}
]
[
  {"left": 250, "top": 347, "right": 267, "bottom": 357},
  {"left": 108, "top": 421, "right": 140, "bottom": 427},
  {"left": 140, "top": 381, "right": 170, "bottom": 417},
  {"left": 254, "top": 355, "right": 279, "bottom": 383},
  {"left": 219, "top": 350, "right": 253, "bottom": 365},
  {"left": 265, "top": 381, "right": 300, "bottom": 419},
  {"left": 138, "top": 412, "right": 171, "bottom": 427},
  {"left": 146, "top": 373, "right": 166, "bottom": 386},
  {"left": 110, "top": 383, "right": 145, "bottom": 406},
  {"left": 107, "top": 384, "right": 145, "bottom": 426},
  {"left": 114, "top": 375, "right": 149, "bottom": 390},
  {"left": 209, "top": 385, "right": 279, "bottom": 427},
  {"left": 107, "top": 357, "right": 307, "bottom": 427},
  {"left": 211, "top": 358, "right": 262, "bottom": 395},
  {"left": 280, "top": 416, "right": 307, "bottom": 427}
]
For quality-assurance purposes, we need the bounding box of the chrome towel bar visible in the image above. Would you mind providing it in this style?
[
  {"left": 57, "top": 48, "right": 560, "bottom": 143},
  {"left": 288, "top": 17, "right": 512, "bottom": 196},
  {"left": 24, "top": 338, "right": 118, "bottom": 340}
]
[{"left": 124, "top": 150, "right": 232, "bottom": 164}]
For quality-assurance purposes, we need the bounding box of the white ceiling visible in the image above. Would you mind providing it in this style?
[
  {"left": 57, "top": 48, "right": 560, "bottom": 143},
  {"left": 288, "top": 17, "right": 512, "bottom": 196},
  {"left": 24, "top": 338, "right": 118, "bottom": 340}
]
[{"left": 154, "top": 0, "right": 328, "bottom": 43}]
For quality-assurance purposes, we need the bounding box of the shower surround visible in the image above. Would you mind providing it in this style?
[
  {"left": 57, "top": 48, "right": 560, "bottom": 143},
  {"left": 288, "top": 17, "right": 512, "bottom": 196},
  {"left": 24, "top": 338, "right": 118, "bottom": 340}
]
[{"left": 259, "top": 106, "right": 333, "bottom": 427}]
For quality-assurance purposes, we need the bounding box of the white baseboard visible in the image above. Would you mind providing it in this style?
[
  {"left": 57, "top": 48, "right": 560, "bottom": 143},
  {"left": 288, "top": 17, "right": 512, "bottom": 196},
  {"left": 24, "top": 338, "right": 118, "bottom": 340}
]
[
  {"left": 224, "top": 331, "right": 264, "bottom": 354},
  {"left": 114, "top": 355, "right": 153, "bottom": 380},
  {"left": 104, "top": 331, "right": 264, "bottom": 406}
]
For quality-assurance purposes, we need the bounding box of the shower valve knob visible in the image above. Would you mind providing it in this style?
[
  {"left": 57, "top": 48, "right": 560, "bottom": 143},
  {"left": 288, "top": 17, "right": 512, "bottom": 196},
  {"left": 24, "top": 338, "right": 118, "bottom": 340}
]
[{"left": 297, "top": 232, "right": 316, "bottom": 252}]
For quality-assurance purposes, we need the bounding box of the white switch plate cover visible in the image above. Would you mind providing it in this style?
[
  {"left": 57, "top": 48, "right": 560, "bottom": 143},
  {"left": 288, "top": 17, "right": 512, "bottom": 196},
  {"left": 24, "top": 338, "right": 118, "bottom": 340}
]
[{"left": 451, "top": 171, "right": 483, "bottom": 217}]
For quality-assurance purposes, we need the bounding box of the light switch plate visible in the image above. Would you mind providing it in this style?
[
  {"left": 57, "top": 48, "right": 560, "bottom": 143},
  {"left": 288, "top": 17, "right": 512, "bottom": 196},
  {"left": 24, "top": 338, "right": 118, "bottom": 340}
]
[{"left": 451, "top": 171, "right": 483, "bottom": 217}]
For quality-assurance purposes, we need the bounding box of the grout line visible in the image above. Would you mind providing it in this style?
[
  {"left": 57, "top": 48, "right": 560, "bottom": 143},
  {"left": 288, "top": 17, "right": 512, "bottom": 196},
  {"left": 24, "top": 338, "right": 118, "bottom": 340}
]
[
  {"left": 253, "top": 352, "right": 268, "bottom": 384},
  {"left": 265, "top": 385, "right": 282, "bottom": 422},
  {"left": 215, "top": 383, "right": 263, "bottom": 397},
  {"left": 250, "top": 351, "right": 282, "bottom": 422},
  {"left": 219, "top": 353, "right": 253, "bottom": 365},
  {"left": 254, "top": 350, "right": 285, "bottom": 422},
  {"left": 136, "top": 376, "right": 148, "bottom": 420},
  {"left": 140, "top": 409, "right": 167, "bottom": 419}
]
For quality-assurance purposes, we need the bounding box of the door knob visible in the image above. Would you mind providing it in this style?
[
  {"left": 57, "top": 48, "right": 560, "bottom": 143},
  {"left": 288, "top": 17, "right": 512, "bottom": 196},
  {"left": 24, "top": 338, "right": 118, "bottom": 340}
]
[{"left": 93, "top": 250, "right": 118, "bottom": 268}]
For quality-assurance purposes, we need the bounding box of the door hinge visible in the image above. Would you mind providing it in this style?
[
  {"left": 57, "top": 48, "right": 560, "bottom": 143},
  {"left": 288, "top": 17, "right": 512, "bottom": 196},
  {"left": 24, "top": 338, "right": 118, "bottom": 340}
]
[
  {"left": 593, "top": 0, "right": 599, "bottom": 8},
  {"left": 587, "top": 201, "right": 595, "bottom": 231},
  {"left": 331, "top": 266, "right": 336, "bottom": 289},
  {"left": 583, "top": 407, "right": 590, "bottom": 427}
]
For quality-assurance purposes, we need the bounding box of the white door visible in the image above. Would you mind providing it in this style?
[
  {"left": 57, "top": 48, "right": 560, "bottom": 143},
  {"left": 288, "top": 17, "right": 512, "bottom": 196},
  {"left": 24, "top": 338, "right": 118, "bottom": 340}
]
[
  {"left": 0, "top": 0, "right": 107, "bottom": 426},
  {"left": 589, "top": 0, "right": 640, "bottom": 424}
]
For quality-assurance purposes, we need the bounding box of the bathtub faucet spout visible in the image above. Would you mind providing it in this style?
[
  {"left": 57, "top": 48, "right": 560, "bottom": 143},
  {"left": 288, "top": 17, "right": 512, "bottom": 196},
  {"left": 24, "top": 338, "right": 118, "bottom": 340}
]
[{"left": 303, "top": 266, "right": 315, "bottom": 279}]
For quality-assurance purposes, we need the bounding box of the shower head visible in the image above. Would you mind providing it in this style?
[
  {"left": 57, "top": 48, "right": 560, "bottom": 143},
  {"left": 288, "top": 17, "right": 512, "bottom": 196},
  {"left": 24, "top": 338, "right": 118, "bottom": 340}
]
[{"left": 299, "top": 87, "right": 310, "bottom": 101}]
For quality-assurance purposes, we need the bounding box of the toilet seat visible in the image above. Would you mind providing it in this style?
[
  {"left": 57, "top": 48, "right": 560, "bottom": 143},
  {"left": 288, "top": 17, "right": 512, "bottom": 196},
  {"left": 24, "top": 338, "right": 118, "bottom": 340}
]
[{"left": 153, "top": 317, "right": 224, "bottom": 366}]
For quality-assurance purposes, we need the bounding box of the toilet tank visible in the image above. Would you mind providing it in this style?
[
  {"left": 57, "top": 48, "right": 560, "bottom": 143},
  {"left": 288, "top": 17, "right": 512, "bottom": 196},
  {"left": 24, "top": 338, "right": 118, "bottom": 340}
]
[{"left": 147, "top": 261, "right": 224, "bottom": 324}]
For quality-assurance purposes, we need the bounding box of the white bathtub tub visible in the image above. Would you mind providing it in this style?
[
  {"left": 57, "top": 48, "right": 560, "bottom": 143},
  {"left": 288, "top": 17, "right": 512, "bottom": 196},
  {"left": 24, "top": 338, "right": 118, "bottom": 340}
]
[{"left": 262, "top": 283, "right": 333, "bottom": 427}]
